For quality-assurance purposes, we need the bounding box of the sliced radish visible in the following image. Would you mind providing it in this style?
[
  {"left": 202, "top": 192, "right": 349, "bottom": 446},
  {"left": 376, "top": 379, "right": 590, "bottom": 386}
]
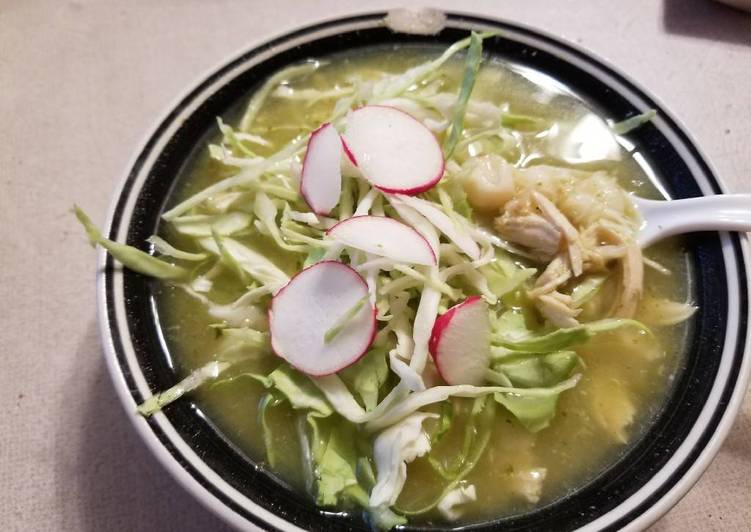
[
  {"left": 340, "top": 137, "right": 361, "bottom": 178},
  {"left": 327, "top": 215, "right": 436, "bottom": 266},
  {"left": 300, "top": 123, "right": 343, "bottom": 215},
  {"left": 343, "top": 105, "right": 444, "bottom": 194},
  {"left": 429, "top": 296, "right": 490, "bottom": 385},
  {"left": 269, "top": 261, "right": 376, "bottom": 376},
  {"left": 341, "top": 137, "right": 357, "bottom": 165}
]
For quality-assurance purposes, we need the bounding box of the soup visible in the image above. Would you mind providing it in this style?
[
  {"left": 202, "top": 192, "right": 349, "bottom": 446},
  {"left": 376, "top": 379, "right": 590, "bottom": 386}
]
[{"left": 78, "top": 34, "right": 695, "bottom": 529}]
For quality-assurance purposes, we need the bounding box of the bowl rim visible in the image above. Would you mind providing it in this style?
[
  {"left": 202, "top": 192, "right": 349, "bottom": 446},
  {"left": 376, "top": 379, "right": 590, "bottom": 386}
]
[{"left": 96, "top": 10, "right": 751, "bottom": 532}]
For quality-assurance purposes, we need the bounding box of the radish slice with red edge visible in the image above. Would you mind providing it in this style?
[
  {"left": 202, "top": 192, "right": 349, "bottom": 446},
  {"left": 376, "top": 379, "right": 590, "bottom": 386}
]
[
  {"left": 429, "top": 296, "right": 491, "bottom": 385},
  {"left": 327, "top": 215, "right": 436, "bottom": 266},
  {"left": 269, "top": 261, "right": 376, "bottom": 376},
  {"left": 340, "top": 137, "right": 360, "bottom": 178},
  {"left": 341, "top": 137, "right": 357, "bottom": 165},
  {"left": 343, "top": 105, "right": 444, "bottom": 195},
  {"left": 300, "top": 123, "right": 343, "bottom": 215}
]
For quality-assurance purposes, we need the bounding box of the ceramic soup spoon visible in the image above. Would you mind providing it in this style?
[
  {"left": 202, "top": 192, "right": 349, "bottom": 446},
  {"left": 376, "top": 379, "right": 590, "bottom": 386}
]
[{"left": 633, "top": 194, "right": 751, "bottom": 247}]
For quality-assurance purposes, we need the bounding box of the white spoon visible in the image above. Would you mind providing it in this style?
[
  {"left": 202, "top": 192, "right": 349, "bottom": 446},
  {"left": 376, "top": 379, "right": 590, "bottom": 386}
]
[{"left": 632, "top": 194, "right": 751, "bottom": 247}]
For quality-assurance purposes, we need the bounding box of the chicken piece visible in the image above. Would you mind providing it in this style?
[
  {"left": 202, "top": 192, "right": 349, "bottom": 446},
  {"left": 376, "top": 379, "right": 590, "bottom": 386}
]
[
  {"left": 495, "top": 196, "right": 562, "bottom": 261},
  {"left": 579, "top": 222, "right": 628, "bottom": 270},
  {"left": 535, "top": 291, "right": 581, "bottom": 328},
  {"left": 612, "top": 242, "right": 644, "bottom": 318},
  {"left": 437, "top": 484, "right": 477, "bottom": 521},
  {"left": 488, "top": 418, "right": 547, "bottom": 504},
  {"left": 514, "top": 468, "right": 547, "bottom": 504},
  {"left": 495, "top": 214, "right": 562, "bottom": 261},
  {"left": 462, "top": 154, "right": 515, "bottom": 212},
  {"left": 528, "top": 254, "right": 572, "bottom": 297},
  {"left": 580, "top": 246, "right": 624, "bottom": 272},
  {"left": 638, "top": 296, "right": 697, "bottom": 327},
  {"left": 532, "top": 191, "right": 583, "bottom": 276},
  {"left": 595, "top": 245, "right": 626, "bottom": 261},
  {"left": 589, "top": 218, "right": 631, "bottom": 244},
  {"left": 579, "top": 222, "right": 643, "bottom": 318},
  {"left": 567, "top": 242, "right": 584, "bottom": 277},
  {"left": 590, "top": 378, "right": 636, "bottom": 444},
  {"left": 532, "top": 191, "right": 578, "bottom": 241}
]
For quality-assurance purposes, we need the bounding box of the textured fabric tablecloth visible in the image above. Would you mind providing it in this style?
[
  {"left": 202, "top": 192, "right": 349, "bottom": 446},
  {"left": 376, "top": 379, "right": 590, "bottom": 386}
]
[{"left": 1, "top": 1, "right": 749, "bottom": 530}]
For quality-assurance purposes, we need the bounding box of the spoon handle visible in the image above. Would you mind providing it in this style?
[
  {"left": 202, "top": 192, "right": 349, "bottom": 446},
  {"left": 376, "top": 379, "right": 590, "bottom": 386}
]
[{"left": 636, "top": 194, "right": 751, "bottom": 247}]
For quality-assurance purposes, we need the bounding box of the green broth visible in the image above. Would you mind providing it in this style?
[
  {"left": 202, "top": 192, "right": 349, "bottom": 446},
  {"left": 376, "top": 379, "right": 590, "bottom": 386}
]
[{"left": 155, "top": 46, "right": 690, "bottom": 524}]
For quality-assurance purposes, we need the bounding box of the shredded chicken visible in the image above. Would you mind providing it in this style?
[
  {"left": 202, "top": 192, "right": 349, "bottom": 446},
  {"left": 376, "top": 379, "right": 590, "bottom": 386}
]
[
  {"left": 611, "top": 242, "right": 644, "bottom": 318},
  {"left": 532, "top": 191, "right": 578, "bottom": 242},
  {"left": 483, "top": 164, "right": 645, "bottom": 326},
  {"left": 590, "top": 378, "right": 635, "bottom": 443},
  {"left": 494, "top": 213, "right": 561, "bottom": 261},
  {"left": 582, "top": 222, "right": 644, "bottom": 318},
  {"left": 567, "top": 242, "right": 584, "bottom": 277},
  {"left": 536, "top": 291, "right": 581, "bottom": 328},
  {"left": 514, "top": 467, "right": 547, "bottom": 504},
  {"left": 532, "top": 191, "right": 583, "bottom": 276},
  {"left": 595, "top": 245, "right": 626, "bottom": 261},
  {"left": 528, "top": 254, "right": 571, "bottom": 297},
  {"left": 643, "top": 256, "right": 671, "bottom": 275}
]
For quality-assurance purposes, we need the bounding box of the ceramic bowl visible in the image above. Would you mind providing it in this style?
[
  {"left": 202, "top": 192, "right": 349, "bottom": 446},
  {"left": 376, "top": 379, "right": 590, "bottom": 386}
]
[{"left": 98, "top": 11, "right": 750, "bottom": 531}]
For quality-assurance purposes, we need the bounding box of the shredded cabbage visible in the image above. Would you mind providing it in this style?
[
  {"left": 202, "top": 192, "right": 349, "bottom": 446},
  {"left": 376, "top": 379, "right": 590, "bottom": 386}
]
[
  {"left": 137, "top": 361, "right": 230, "bottom": 416},
  {"left": 391, "top": 194, "right": 480, "bottom": 260},
  {"left": 240, "top": 61, "right": 322, "bottom": 132},
  {"left": 74, "top": 206, "right": 187, "bottom": 281},
  {"left": 443, "top": 32, "right": 483, "bottom": 158},
  {"left": 493, "top": 318, "right": 651, "bottom": 352},
  {"left": 609, "top": 109, "right": 657, "bottom": 135},
  {"left": 388, "top": 350, "right": 425, "bottom": 392},
  {"left": 198, "top": 236, "right": 288, "bottom": 290},
  {"left": 339, "top": 347, "right": 389, "bottom": 411},
  {"left": 171, "top": 212, "right": 252, "bottom": 237},
  {"left": 365, "top": 375, "right": 581, "bottom": 433},
  {"left": 437, "top": 484, "right": 477, "bottom": 521},
  {"left": 146, "top": 235, "right": 207, "bottom": 261},
  {"left": 398, "top": 398, "right": 495, "bottom": 516},
  {"left": 370, "top": 412, "right": 438, "bottom": 507}
]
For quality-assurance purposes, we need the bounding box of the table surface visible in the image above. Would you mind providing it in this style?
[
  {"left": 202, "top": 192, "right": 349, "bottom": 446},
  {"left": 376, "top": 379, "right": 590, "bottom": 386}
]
[{"left": 2, "top": 1, "right": 750, "bottom": 530}]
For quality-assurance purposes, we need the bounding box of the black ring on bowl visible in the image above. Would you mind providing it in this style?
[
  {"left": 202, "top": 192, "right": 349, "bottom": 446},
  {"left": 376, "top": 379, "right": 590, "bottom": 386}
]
[{"left": 104, "top": 11, "right": 748, "bottom": 531}]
